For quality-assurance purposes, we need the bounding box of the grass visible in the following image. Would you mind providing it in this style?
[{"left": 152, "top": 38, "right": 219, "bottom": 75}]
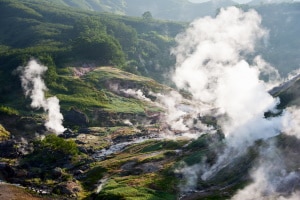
[
  {"left": 87, "top": 137, "right": 184, "bottom": 199},
  {"left": 0, "top": 124, "right": 10, "bottom": 141},
  {"left": 140, "top": 140, "right": 187, "bottom": 153},
  {"left": 82, "top": 166, "right": 107, "bottom": 190},
  {"left": 104, "top": 92, "right": 146, "bottom": 113},
  {"left": 53, "top": 67, "right": 162, "bottom": 116},
  {"left": 182, "top": 150, "right": 207, "bottom": 166},
  {"left": 0, "top": 105, "right": 19, "bottom": 115},
  {"left": 139, "top": 152, "right": 166, "bottom": 163},
  {"left": 98, "top": 178, "right": 176, "bottom": 200},
  {"left": 84, "top": 67, "right": 168, "bottom": 93}
]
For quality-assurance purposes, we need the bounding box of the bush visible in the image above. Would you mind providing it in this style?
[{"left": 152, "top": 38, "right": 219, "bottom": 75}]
[
  {"left": 0, "top": 106, "right": 19, "bottom": 115},
  {"left": 24, "top": 134, "right": 79, "bottom": 167}
]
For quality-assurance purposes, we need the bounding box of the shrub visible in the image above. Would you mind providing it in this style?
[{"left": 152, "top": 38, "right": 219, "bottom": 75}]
[{"left": 25, "top": 134, "right": 79, "bottom": 167}]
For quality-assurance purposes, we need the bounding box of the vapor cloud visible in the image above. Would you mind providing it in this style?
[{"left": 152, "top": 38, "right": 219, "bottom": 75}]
[
  {"left": 18, "top": 59, "right": 65, "bottom": 134},
  {"left": 172, "top": 6, "right": 282, "bottom": 145},
  {"left": 170, "top": 6, "right": 300, "bottom": 196},
  {"left": 232, "top": 141, "right": 300, "bottom": 200},
  {"left": 120, "top": 88, "right": 151, "bottom": 102}
]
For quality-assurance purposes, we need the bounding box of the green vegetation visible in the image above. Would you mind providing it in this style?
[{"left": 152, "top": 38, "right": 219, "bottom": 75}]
[
  {"left": 23, "top": 134, "right": 79, "bottom": 167},
  {"left": 0, "top": 0, "right": 184, "bottom": 83},
  {"left": 97, "top": 178, "right": 176, "bottom": 200},
  {"left": 0, "top": 105, "right": 19, "bottom": 116},
  {"left": 0, "top": 0, "right": 183, "bottom": 128},
  {"left": 0, "top": 124, "right": 10, "bottom": 141},
  {"left": 82, "top": 166, "right": 107, "bottom": 190},
  {"left": 139, "top": 140, "right": 185, "bottom": 153},
  {"left": 38, "top": 0, "right": 235, "bottom": 22}
]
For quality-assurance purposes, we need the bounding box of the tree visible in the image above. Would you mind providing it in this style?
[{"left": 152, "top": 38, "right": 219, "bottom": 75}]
[{"left": 142, "top": 11, "right": 153, "bottom": 22}]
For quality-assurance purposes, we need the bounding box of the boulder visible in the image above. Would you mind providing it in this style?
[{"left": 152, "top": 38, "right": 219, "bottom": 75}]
[
  {"left": 53, "top": 181, "right": 82, "bottom": 197},
  {"left": 0, "top": 141, "right": 18, "bottom": 158},
  {"left": 52, "top": 167, "right": 63, "bottom": 178},
  {"left": 64, "top": 108, "right": 89, "bottom": 127}
]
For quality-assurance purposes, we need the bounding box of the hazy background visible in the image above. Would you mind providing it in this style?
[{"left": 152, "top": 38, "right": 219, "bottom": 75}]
[{"left": 189, "top": 0, "right": 299, "bottom": 4}]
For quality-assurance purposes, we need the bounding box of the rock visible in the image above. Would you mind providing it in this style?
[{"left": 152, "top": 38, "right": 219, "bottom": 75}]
[
  {"left": 60, "top": 128, "right": 77, "bottom": 138},
  {"left": 121, "top": 161, "right": 137, "bottom": 171},
  {"left": 53, "top": 181, "right": 82, "bottom": 197},
  {"left": 139, "top": 162, "right": 162, "bottom": 173},
  {"left": 78, "top": 146, "right": 88, "bottom": 154},
  {"left": 74, "top": 170, "right": 84, "bottom": 176},
  {"left": 64, "top": 108, "right": 89, "bottom": 127},
  {"left": 0, "top": 141, "right": 18, "bottom": 158},
  {"left": 0, "top": 163, "right": 15, "bottom": 178},
  {"left": 62, "top": 163, "right": 75, "bottom": 170},
  {"left": 52, "top": 167, "right": 63, "bottom": 178},
  {"left": 0, "top": 162, "right": 7, "bottom": 169},
  {"left": 75, "top": 140, "right": 86, "bottom": 145},
  {"left": 14, "top": 169, "right": 28, "bottom": 178}
]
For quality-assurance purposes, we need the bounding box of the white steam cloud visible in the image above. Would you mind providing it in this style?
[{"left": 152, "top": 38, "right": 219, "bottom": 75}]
[
  {"left": 232, "top": 141, "right": 300, "bottom": 200},
  {"left": 170, "top": 6, "right": 300, "bottom": 198},
  {"left": 18, "top": 59, "right": 65, "bottom": 134},
  {"left": 172, "top": 6, "right": 282, "bottom": 146},
  {"left": 121, "top": 89, "right": 151, "bottom": 102},
  {"left": 283, "top": 106, "right": 300, "bottom": 139}
]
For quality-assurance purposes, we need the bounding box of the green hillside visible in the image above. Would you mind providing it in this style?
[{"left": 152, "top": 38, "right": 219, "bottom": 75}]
[
  {"left": 40, "top": 0, "right": 237, "bottom": 21},
  {"left": 0, "top": 0, "right": 184, "bottom": 120}
]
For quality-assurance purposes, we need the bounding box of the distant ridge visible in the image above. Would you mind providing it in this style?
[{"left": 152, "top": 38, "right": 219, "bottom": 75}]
[{"left": 45, "top": 0, "right": 238, "bottom": 21}]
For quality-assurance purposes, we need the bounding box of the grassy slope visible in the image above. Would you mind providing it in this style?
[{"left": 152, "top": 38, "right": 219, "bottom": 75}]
[{"left": 51, "top": 66, "right": 168, "bottom": 127}]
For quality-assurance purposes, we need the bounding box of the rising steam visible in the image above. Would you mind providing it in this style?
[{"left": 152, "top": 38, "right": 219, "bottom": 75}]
[
  {"left": 170, "top": 6, "right": 300, "bottom": 199},
  {"left": 232, "top": 140, "right": 300, "bottom": 200},
  {"left": 172, "top": 6, "right": 282, "bottom": 145},
  {"left": 18, "top": 59, "right": 65, "bottom": 134}
]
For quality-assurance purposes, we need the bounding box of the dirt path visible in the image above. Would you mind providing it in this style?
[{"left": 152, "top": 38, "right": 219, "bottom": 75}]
[{"left": 0, "top": 183, "right": 47, "bottom": 200}]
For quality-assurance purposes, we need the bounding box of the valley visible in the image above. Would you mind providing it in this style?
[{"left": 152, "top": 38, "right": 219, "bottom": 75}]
[{"left": 1, "top": 1, "right": 300, "bottom": 200}]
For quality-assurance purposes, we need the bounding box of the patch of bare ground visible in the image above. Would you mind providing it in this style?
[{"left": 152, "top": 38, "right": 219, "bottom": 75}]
[{"left": 0, "top": 183, "right": 49, "bottom": 200}]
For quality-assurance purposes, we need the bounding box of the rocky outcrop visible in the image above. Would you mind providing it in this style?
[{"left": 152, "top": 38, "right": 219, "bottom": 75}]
[
  {"left": 64, "top": 108, "right": 89, "bottom": 127},
  {"left": 53, "top": 181, "right": 82, "bottom": 197},
  {"left": 0, "top": 141, "right": 18, "bottom": 158}
]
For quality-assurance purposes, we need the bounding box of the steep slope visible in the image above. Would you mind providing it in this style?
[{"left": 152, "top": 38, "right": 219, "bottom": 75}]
[
  {"left": 56, "top": 66, "right": 169, "bottom": 127},
  {"left": 270, "top": 74, "right": 300, "bottom": 109},
  {"left": 0, "top": 0, "right": 184, "bottom": 110}
]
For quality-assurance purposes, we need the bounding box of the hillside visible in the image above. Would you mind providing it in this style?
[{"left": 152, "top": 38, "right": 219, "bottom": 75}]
[
  {"left": 12, "top": 0, "right": 300, "bottom": 78},
  {"left": 44, "top": 0, "right": 237, "bottom": 21},
  {"left": 0, "top": 0, "right": 184, "bottom": 87}
]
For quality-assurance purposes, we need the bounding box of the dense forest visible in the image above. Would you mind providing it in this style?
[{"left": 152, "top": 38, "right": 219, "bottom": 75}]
[{"left": 0, "top": 0, "right": 185, "bottom": 80}]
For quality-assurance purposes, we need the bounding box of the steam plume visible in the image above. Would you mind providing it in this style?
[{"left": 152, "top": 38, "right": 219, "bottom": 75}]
[
  {"left": 172, "top": 7, "right": 282, "bottom": 146},
  {"left": 232, "top": 140, "right": 300, "bottom": 200},
  {"left": 170, "top": 6, "right": 300, "bottom": 195},
  {"left": 18, "top": 59, "right": 65, "bottom": 134},
  {"left": 283, "top": 106, "right": 300, "bottom": 139}
]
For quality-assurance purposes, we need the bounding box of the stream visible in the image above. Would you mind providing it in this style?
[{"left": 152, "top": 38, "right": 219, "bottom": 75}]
[
  {"left": 95, "top": 177, "right": 108, "bottom": 194},
  {"left": 92, "top": 134, "right": 162, "bottom": 193},
  {"left": 92, "top": 134, "right": 160, "bottom": 161}
]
